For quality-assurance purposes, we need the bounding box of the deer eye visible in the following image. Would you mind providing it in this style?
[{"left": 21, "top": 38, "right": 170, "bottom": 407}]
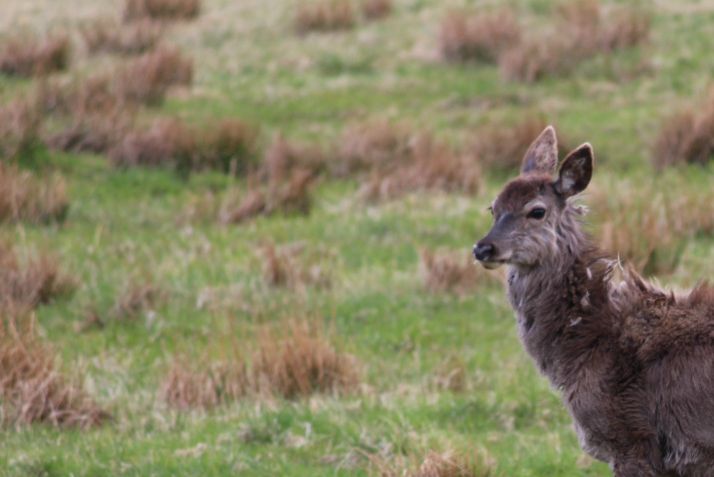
[{"left": 527, "top": 207, "right": 546, "bottom": 220}]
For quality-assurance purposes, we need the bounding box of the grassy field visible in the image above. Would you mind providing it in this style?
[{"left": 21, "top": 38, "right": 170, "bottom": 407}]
[{"left": 1, "top": 0, "right": 713, "bottom": 475}]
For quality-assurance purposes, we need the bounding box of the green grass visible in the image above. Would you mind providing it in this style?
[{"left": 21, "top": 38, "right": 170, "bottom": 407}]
[{"left": 1, "top": 0, "right": 713, "bottom": 475}]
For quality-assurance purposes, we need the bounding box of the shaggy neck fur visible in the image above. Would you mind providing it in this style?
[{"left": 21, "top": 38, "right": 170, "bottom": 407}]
[{"left": 507, "top": 201, "right": 614, "bottom": 389}]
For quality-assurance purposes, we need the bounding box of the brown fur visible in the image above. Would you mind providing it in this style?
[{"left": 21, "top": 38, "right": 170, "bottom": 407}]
[{"left": 475, "top": 126, "right": 714, "bottom": 476}]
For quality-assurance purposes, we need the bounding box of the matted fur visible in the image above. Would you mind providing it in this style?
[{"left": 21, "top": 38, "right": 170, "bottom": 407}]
[{"left": 475, "top": 126, "right": 714, "bottom": 476}]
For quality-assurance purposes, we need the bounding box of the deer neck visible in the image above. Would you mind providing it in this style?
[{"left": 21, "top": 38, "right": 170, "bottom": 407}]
[{"left": 506, "top": 214, "right": 609, "bottom": 387}]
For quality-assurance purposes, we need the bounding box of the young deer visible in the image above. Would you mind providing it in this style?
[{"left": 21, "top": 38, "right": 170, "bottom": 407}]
[{"left": 473, "top": 126, "right": 714, "bottom": 476}]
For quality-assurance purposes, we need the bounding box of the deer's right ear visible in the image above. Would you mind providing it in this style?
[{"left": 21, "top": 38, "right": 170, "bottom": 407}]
[{"left": 521, "top": 125, "right": 558, "bottom": 175}]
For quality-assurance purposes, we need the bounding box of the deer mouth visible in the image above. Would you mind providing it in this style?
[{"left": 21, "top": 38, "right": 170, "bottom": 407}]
[{"left": 478, "top": 260, "right": 506, "bottom": 270}]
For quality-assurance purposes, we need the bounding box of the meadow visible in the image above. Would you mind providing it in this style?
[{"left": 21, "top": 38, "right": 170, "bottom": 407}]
[{"left": 0, "top": 0, "right": 713, "bottom": 475}]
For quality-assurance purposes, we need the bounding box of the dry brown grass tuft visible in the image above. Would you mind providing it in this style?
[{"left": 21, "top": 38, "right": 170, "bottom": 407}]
[
  {"left": 470, "top": 116, "right": 571, "bottom": 172},
  {"left": 81, "top": 19, "right": 163, "bottom": 56},
  {"left": 411, "top": 452, "right": 485, "bottom": 477},
  {"left": 652, "top": 90, "right": 714, "bottom": 169},
  {"left": 36, "top": 76, "right": 136, "bottom": 154},
  {"left": 189, "top": 119, "right": 259, "bottom": 175},
  {"left": 216, "top": 188, "right": 266, "bottom": 224},
  {"left": 432, "top": 356, "right": 469, "bottom": 393},
  {"left": 0, "top": 312, "right": 109, "bottom": 428},
  {"left": 161, "top": 318, "right": 359, "bottom": 408},
  {"left": 218, "top": 169, "right": 316, "bottom": 224},
  {"left": 593, "top": 183, "right": 714, "bottom": 275},
  {"left": 0, "top": 34, "right": 69, "bottom": 77},
  {"left": 554, "top": 0, "right": 650, "bottom": 54},
  {"left": 252, "top": 319, "right": 359, "bottom": 399},
  {"left": 74, "top": 308, "right": 105, "bottom": 333},
  {"left": 334, "top": 120, "right": 414, "bottom": 177},
  {"left": 0, "top": 164, "right": 69, "bottom": 224},
  {"left": 555, "top": 0, "right": 602, "bottom": 53},
  {"left": 35, "top": 75, "right": 117, "bottom": 116},
  {"left": 598, "top": 7, "right": 651, "bottom": 52},
  {"left": 0, "top": 244, "right": 76, "bottom": 309},
  {"left": 0, "top": 100, "right": 41, "bottom": 160},
  {"left": 109, "top": 118, "right": 187, "bottom": 168},
  {"left": 113, "top": 47, "right": 193, "bottom": 105},
  {"left": 373, "top": 450, "right": 488, "bottom": 477},
  {"left": 419, "top": 248, "right": 498, "bottom": 295},
  {"left": 362, "top": 0, "right": 392, "bottom": 21},
  {"left": 46, "top": 108, "right": 132, "bottom": 154},
  {"left": 295, "top": 0, "right": 356, "bottom": 33},
  {"left": 263, "top": 134, "right": 326, "bottom": 184},
  {"left": 498, "top": 33, "right": 575, "bottom": 83},
  {"left": 359, "top": 134, "right": 481, "bottom": 201},
  {"left": 111, "top": 281, "right": 163, "bottom": 320},
  {"left": 259, "top": 242, "right": 332, "bottom": 290},
  {"left": 439, "top": 8, "right": 521, "bottom": 63},
  {"left": 161, "top": 358, "right": 248, "bottom": 410},
  {"left": 109, "top": 117, "right": 257, "bottom": 173},
  {"left": 124, "top": 0, "right": 201, "bottom": 22},
  {"left": 499, "top": 0, "right": 650, "bottom": 83}
]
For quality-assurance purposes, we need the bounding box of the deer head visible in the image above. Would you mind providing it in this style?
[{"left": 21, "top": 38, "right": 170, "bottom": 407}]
[{"left": 473, "top": 126, "right": 594, "bottom": 269}]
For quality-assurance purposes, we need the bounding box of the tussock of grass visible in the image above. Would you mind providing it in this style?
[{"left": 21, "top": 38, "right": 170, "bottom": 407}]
[
  {"left": 557, "top": 1, "right": 650, "bottom": 53},
  {"left": 113, "top": 47, "right": 193, "bottom": 105},
  {"left": 161, "top": 359, "right": 248, "bottom": 410},
  {"left": 81, "top": 19, "right": 163, "bottom": 56},
  {"left": 498, "top": 33, "right": 575, "bottom": 83},
  {"left": 359, "top": 134, "right": 481, "bottom": 201},
  {"left": 0, "top": 100, "right": 41, "bottom": 160},
  {"left": 439, "top": 8, "right": 521, "bottom": 63},
  {"left": 0, "top": 164, "right": 69, "bottom": 224},
  {"left": 74, "top": 309, "right": 105, "bottom": 333},
  {"left": 124, "top": 0, "right": 201, "bottom": 22},
  {"left": 295, "top": 0, "right": 356, "bottom": 34},
  {"left": 420, "top": 248, "right": 497, "bottom": 295},
  {"left": 263, "top": 134, "right": 326, "bottom": 183},
  {"left": 259, "top": 242, "right": 332, "bottom": 290},
  {"left": 0, "top": 312, "right": 109, "bottom": 429},
  {"left": 46, "top": 108, "right": 132, "bottom": 154},
  {"left": 252, "top": 319, "right": 358, "bottom": 399},
  {"left": 111, "top": 281, "right": 163, "bottom": 320},
  {"left": 161, "top": 318, "right": 359, "bottom": 408},
  {"left": 37, "top": 76, "right": 136, "bottom": 154},
  {"left": 193, "top": 119, "right": 260, "bottom": 175},
  {"left": 35, "top": 76, "right": 118, "bottom": 116},
  {"left": 218, "top": 169, "right": 315, "bottom": 223},
  {"left": 0, "top": 34, "right": 69, "bottom": 77},
  {"left": 499, "top": 0, "right": 650, "bottom": 82},
  {"left": 362, "top": 0, "right": 392, "bottom": 21},
  {"left": 652, "top": 89, "right": 714, "bottom": 169},
  {"left": 601, "top": 8, "right": 651, "bottom": 52},
  {"left": 373, "top": 450, "right": 488, "bottom": 477},
  {"left": 0, "top": 244, "right": 76, "bottom": 309},
  {"left": 470, "top": 116, "right": 570, "bottom": 172},
  {"left": 109, "top": 118, "right": 184, "bottom": 168},
  {"left": 109, "top": 117, "right": 257, "bottom": 174},
  {"left": 432, "top": 357, "right": 468, "bottom": 393},
  {"left": 334, "top": 119, "right": 413, "bottom": 177},
  {"left": 333, "top": 122, "right": 482, "bottom": 199},
  {"left": 593, "top": 183, "right": 714, "bottom": 275}
]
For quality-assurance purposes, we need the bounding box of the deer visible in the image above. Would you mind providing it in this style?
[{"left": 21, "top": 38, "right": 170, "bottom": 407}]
[{"left": 472, "top": 126, "right": 714, "bottom": 477}]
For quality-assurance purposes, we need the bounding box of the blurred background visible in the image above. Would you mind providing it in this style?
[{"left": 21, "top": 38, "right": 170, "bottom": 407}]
[{"left": 0, "top": 0, "right": 712, "bottom": 475}]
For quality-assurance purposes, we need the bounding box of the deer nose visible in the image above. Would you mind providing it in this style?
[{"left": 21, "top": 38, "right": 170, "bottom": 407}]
[{"left": 473, "top": 242, "right": 495, "bottom": 262}]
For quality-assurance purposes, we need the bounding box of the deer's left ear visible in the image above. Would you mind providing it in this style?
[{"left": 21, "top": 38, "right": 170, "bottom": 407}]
[{"left": 554, "top": 143, "right": 593, "bottom": 197}]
